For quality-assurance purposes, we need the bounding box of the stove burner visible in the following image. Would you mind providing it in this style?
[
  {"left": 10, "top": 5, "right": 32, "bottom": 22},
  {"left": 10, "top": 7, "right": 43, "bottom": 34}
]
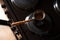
[
  {"left": 11, "top": 0, "right": 38, "bottom": 10},
  {"left": 25, "top": 10, "right": 52, "bottom": 35}
]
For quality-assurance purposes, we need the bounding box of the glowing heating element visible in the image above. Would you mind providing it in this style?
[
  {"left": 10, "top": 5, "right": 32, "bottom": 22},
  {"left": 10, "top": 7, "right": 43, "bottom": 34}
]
[{"left": 0, "top": 4, "right": 9, "bottom": 21}]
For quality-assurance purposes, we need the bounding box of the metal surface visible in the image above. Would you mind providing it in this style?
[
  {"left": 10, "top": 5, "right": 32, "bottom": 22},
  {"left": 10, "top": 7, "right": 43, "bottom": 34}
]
[
  {"left": 25, "top": 12, "right": 52, "bottom": 35},
  {"left": 53, "top": 0, "right": 60, "bottom": 15},
  {"left": 11, "top": 0, "right": 38, "bottom": 10}
]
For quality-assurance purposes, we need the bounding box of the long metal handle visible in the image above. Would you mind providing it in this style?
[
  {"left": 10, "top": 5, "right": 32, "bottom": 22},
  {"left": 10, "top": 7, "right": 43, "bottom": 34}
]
[{"left": 11, "top": 19, "right": 33, "bottom": 26}]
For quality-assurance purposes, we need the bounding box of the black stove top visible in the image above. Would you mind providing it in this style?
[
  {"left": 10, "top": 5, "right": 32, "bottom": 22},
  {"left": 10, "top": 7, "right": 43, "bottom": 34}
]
[{"left": 3, "top": 0, "right": 60, "bottom": 40}]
